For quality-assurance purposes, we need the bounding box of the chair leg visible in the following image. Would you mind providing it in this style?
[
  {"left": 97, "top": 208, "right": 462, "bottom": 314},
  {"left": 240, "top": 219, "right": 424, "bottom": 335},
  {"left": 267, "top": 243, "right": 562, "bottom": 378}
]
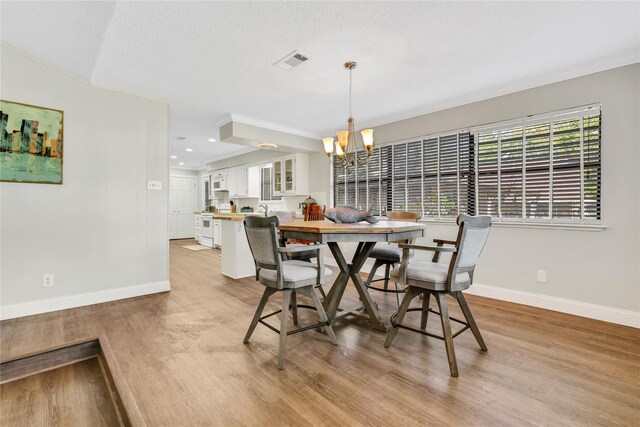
[
  {"left": 306, "top": 286, "right": 337, "bottom": 346},
  {"left": 453, "top": 291, "right": 487, "bottom": 351},
  {"left": 384, "top": 287, "right": 418, "bottom": 348},
  {"left": 383, "top": 263, "right": 391, "bottom": 290},
  {"left": 291, "top": 291, "right": 299, "bottom": 326},
  {"left": 394, "top": 278, "right": 401, "bottom": 307},
  {"left": 316, "top": 283, "right": 326, "bottom": 299},
  {"left": 434, "top": 293, "right": 458, "bottom": 377},
  {"left": 278, "top": 290, "right": 292, "bottom": 369},
  {"left": 420, "top": 292, "right": 431, "bottom": 330},
  {"left": 365, "top": 259, "right": 384, "bottom": 287},
  {"left": 244, "top": 287, "right": 274, "bottom": 344}
]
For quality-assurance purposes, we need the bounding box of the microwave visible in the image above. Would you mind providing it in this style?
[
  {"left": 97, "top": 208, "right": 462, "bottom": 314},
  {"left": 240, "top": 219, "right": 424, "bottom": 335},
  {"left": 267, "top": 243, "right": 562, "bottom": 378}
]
[{"left": 212, "top": 174, "right": 227, "bottom": 191}]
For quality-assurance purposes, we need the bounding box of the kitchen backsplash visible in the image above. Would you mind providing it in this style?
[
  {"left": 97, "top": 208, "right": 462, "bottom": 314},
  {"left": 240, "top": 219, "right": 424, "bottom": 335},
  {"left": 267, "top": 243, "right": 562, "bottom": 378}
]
[{"left": 222, "top": 192, "right": 328, "bottom": 215}]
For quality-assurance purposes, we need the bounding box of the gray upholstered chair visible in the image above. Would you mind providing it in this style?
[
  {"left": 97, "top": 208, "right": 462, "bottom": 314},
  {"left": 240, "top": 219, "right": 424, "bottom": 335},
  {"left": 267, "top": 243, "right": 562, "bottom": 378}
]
[
  {"left": 243, "top": 216, "right": 337, "bottom": 369},
  {"left": 365, "top": 211, "right": 421, "bottom": 305},
  {"left": 384, "top": 215, "right": 491, "bottom": 376}
]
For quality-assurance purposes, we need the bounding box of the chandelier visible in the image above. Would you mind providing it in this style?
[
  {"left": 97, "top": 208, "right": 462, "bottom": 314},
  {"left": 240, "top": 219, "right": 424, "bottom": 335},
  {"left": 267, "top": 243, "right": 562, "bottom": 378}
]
[{"left": 322, "top": 61, "right": 374, "bottom": 166}]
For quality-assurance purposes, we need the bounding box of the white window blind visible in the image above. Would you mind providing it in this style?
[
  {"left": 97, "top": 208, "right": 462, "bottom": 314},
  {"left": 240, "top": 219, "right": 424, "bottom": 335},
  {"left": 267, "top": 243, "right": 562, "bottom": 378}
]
[
  {"left": 331, "top": 105, "right": 601, "bottom": 226},
  {"left": 260, "top": 165, "right": 281, "bottom": 201},
  {"left": 473, "top": 104, "right": 601, "bottom": 223},
  {"left": 332, "top": 131, "right": 473, "bottom": 218}
]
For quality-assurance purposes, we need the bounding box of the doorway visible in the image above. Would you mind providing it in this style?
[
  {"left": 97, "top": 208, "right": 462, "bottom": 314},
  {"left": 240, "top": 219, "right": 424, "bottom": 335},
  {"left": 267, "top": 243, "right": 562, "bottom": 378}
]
[{"left": 169, "top": 175, "right": 197, "bottom": 239}]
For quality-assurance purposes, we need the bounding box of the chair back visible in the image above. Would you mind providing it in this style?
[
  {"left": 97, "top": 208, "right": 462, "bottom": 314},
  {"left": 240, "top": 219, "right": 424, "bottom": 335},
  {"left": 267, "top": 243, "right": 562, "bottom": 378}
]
[
  {"left": 305, "top": 205, "right": 325, "bottom": 221},
  {"left": 448, "top": 215, "right": 491, "bottom": 286},
  {"left": 244, "top": 216, "right": 281, "bottom": 271},
  {"left": 388, "top": 211, "right": 421, "bottom": 244}
]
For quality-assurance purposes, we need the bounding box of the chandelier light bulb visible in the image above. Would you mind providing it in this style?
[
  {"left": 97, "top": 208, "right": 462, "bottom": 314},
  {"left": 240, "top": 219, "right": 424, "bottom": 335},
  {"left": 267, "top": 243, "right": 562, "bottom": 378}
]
[
  {"left": 361, "top": 129, "right": 374, "bottom": 149},
  {"left": 323, "top": 137, "right": 335, "bottom": 156},
  {"left": 336, "top": 130, "right": 349, "bottom": 151}
]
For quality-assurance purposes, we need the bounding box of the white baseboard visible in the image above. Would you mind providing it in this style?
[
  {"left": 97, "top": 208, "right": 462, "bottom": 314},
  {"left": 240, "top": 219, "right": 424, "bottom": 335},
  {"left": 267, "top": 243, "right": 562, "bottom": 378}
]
[
  {"left": 464, "top": 284, "right": 639, "bottom": 328},
  {"left": 324, "top": 257, "right": 639, "bottom": 328},
  {"left": 0, "top": 280, "right": 171, "bottom": 321}
]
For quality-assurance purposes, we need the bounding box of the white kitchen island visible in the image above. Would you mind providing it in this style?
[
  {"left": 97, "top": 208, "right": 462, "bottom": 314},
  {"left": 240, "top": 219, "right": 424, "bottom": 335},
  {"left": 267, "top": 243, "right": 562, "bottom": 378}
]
[{"left": 213, "top": 213, "right": 258, "bottom": 279}]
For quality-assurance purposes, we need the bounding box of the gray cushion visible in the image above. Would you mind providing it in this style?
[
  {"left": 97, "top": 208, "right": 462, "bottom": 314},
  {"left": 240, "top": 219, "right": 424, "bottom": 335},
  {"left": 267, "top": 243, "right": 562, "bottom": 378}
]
[
  {"left": 259, "top": 260, "right": 332, "bottom": 288},
  {"left": 390, "top": 261, "right": 470, "bottom": 292},
  {"left": 369, "top": 246, "right": 403, "bottom": 262}
]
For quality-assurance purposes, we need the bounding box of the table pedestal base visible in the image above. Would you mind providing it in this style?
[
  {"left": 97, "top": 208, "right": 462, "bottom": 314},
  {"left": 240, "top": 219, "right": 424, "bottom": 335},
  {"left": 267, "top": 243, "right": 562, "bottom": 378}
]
[{"left": 323, "top": 242, "right": 391, "bottom": 332}]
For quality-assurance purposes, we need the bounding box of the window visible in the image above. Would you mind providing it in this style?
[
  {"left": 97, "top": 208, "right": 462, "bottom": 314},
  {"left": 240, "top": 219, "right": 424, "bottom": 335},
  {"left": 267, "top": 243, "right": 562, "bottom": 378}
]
[
  {"left": 260, "top": 164, "right": 281, "bottom": 201},
  {"left": 331, "top": 104, "right": 601, "bottom": 225},
  {"left": 474, "top": 105, "right": 601, "bottom": 223},
  {"left": 332, "top": 131, "right": 473, "bottom": 218}
]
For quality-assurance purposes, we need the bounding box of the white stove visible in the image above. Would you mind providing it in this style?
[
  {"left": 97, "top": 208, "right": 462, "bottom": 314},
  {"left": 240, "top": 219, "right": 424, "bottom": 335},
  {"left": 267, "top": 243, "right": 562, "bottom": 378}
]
[{"left": 199, "top": 214, "right": 215, "bottom": 248}]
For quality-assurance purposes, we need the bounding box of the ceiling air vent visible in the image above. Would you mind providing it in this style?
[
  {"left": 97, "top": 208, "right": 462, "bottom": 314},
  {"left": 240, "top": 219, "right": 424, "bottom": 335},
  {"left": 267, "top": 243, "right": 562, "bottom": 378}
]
[{"left": 274, "top": 51, "right": 309, "bottom": 70}]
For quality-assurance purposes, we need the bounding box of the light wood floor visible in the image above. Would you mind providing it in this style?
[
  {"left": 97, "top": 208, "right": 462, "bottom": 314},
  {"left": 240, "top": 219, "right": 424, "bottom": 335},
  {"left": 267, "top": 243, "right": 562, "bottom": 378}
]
[
  {"left": 1, "top": 358, "right": 120, "bottom": 426},
  {"left": 1, "top": 239, "right": 638, "bottom": 426}
]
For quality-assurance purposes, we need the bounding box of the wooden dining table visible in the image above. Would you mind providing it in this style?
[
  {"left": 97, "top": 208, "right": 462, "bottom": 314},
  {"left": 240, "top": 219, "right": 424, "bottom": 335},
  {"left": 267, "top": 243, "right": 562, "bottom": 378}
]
[{"left": 278, "top": 220, "right": 426, "bottom": 332}]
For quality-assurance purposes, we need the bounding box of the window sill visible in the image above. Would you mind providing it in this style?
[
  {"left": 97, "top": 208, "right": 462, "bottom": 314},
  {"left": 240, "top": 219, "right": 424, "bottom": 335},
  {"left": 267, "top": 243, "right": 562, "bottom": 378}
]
[
  {"left": 479, "top": 221, "right": 606, "bottom": 232},
  {"left": 380, "top": 217, "right": 607, "bottom": 232}
]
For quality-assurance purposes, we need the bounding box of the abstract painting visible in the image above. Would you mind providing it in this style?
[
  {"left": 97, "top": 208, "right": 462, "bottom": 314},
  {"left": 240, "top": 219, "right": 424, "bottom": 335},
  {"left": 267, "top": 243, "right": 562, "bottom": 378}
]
[{"left": 0, "top": 100, "right": 64, "bottom": 184}]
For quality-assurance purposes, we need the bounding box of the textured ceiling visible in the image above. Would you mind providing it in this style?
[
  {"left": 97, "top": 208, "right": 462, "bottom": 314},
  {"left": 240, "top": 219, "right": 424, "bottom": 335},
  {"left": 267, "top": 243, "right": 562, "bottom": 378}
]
[{"left": 2, "top": 1, "right": 639, "bottom": 170}]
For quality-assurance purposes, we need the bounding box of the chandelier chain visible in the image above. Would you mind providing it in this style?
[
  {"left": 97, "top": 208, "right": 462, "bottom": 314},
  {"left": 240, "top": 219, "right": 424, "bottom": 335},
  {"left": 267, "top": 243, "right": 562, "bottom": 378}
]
[{"left": 349, "top": 67, "right": 352, "bottom": 117}]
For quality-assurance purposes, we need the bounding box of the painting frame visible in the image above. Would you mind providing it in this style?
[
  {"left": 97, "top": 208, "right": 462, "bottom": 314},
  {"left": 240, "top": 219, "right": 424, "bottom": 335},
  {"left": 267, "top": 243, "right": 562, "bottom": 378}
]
[{"left": 0, "top": 99, "right": 64, "bottom": 185}]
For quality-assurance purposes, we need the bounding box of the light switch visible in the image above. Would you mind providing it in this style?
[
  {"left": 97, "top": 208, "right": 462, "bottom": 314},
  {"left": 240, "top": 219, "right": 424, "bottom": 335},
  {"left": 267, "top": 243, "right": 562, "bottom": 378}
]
[{"left": 147, "top": 180, "right": 162, "bottom": 190}]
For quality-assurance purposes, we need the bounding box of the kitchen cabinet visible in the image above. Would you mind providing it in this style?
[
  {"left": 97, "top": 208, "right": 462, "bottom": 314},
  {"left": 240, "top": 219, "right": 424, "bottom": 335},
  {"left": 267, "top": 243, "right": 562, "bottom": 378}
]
[
  {"left": 219, "top": 219, "right": 254, "bottom": 278},
  {"left": 272, "top": 153, "right": 309, "bottom": 196},
  {"left": 228, "top": 166, "right": 248, "bottom": 197},
  {"left": 195, "top": 214, "right": 202, "bottom": 242},
  {"left": 213, "top": 220, "right": 222, "bottom": 248},
  {"left": 246, "top": 166, "right": 260, "bottom": 198}
]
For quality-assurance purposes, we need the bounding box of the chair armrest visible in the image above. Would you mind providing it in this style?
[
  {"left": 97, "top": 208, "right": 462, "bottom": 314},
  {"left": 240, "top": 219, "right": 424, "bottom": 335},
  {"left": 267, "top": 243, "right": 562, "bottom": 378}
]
[
  {"left": 397, "top": 243, "right": 457, "bottom": 253},
  {"left": 397, "top": 244, "right": 456, "bottom": 282},
  {"left": 433, "top": 239, "right": 456, "bottom": 246},
  {"left": 276, "top": 243, "right": 327, "bottom": 254}
]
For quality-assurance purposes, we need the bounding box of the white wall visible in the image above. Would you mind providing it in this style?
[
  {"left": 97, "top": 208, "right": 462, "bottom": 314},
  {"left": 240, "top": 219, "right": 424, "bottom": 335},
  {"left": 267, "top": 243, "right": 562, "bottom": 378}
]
[
  {"left": 312, "top": 63, "right": 640, "bottom": 326},
  {"left": 0, "top": 46, "right": 170, "bottom": 319}
]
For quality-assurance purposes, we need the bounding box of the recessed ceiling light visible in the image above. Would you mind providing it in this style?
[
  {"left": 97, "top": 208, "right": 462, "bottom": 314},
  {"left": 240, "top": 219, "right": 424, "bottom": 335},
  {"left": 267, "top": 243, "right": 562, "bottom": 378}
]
[
  {"left": 185, "top": 148, "right": 193, "bottom": 152},
  {"left": 171, "top": 155, "right": 177, "bottom": 159},
  {"left": 208, "top": 138, "right": 216, "bottom": 142},
  {"left": 259, "top": 143, "right": 278, "bottom": 150},
  {"left": 179, "top": 162, "right": 184, "bottom": 165},
  {"left": 175, "top": 136, "right": 186, "bottom": 141}
]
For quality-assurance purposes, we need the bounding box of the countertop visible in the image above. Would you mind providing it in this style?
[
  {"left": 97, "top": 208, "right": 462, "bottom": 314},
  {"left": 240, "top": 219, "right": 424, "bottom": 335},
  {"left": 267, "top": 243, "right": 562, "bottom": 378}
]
[{"left": 195, "top": 212, "right": 305, "bottom": 220}]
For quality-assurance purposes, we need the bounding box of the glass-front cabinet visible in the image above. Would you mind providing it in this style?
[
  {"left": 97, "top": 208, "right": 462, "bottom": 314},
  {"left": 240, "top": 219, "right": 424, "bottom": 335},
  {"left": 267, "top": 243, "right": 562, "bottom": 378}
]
[
  {"left": 272, "top": 153, "right": 308, "bottom": 196},
  {"left": 284, "top": 156, "right": 294, "bottom": 193},
  {"left": 273, "top": 160, "right": 283, "bottom": 195}
]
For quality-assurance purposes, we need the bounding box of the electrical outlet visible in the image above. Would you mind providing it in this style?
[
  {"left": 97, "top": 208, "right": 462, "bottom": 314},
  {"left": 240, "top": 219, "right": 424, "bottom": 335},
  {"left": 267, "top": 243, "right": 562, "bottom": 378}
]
[
  {"left": 43, "top": 273, "right": 54, "bottom": 287},
  {"left": 537, "top": 270, "right": 548, "bottom": 283},
  {"left": 147, "top": 180, "right": 162, "bottom": 190}
]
